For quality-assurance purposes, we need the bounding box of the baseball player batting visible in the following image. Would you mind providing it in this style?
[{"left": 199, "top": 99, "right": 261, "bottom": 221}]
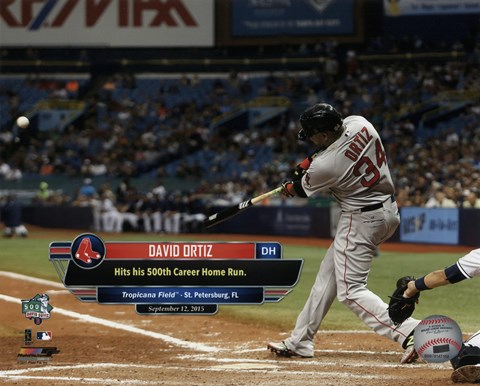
[
  {"left": 397, "top": 249, "right": 480, "bottom": 383},
  {"left": 267, "top": 103, "right": 420, "bottom": 363}
]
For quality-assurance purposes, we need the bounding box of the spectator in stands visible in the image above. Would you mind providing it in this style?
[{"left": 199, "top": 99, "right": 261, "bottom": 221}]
[
  {"left": 0, "top": 159, "right": 22, "bottom": 181},
  {"left": 5, "top": 164, "right": 22, "bottom": 181},
  {"left": 81, "top": 158, "right": 108, "bottom": 177},
  {"left": 425, "top": 189, "right": 457, "bottom": 208},
  {"left": 463, "top": 191, "right": 480, "bottom": 209},
  {"left": 1, "top": 49, "right": 479, "bottom": 213},
  {"left": 79, "top": 178, "right": 97, "bottom": 198},
  {"left": 0, "top": 159, "right": 11, "bottom": 179},
  {"left": 34, "top": 181, "right": 52, "bottom": 204},
  {"left": 1, "top": 194, "right": 28, "bottom": 238},
  {"left": 151, "top": 180, "right": 167, "bottom": 200},
  {"left": 411, "top": 189, "right": 425, "bottom": 207},
  {"left": 39, "top": 156, "right": 54, "bottom": 176}
]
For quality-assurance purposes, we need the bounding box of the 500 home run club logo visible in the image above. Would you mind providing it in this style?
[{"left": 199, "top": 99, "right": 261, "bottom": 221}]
[
  {"left": 71, "top": 233, "right": 106, "bottom": 269},
  {"left": 21, "top": 294, "right": 53, "bottom": 325}
]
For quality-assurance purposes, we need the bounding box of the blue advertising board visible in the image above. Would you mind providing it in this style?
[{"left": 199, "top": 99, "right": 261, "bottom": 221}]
[
  {"left": 231, "top": 0, "right": 354, "bottom": 37},
  {"left": 384, "top": 0, "right": 480, "bottom": 16},
  {"left": 400, "top": 207, "right": 459, "bottom": 245}
]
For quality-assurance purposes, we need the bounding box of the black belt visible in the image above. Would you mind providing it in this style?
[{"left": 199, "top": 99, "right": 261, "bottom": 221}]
[{"left": 360, "top": 195, "right": 395, "bottom": 212}]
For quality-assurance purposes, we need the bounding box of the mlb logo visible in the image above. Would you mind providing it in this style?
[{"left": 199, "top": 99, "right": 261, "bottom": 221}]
[{"left": 36, "top": 331, "right": 52, "bottom": 340}]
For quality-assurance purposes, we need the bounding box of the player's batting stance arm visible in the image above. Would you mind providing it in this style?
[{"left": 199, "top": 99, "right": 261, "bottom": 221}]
[{"left": 204, "top": 186, "right": 283, "bottom": 228}]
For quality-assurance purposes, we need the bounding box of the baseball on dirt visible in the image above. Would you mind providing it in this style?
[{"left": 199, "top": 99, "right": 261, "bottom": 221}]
[
  {"left": 16, "top": 116, "right": 30, "bottom": 129},
  {"left": 414, "top": 315, "right": 463, "bottom": 363}
]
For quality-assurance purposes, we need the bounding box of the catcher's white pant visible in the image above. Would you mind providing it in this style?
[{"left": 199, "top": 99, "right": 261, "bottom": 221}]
[
  {"left": 466, "top": 330, "right": 480, "bottom": 348},
  {"left": 284, "top": 199, "right": 419, "bottom": 357}
]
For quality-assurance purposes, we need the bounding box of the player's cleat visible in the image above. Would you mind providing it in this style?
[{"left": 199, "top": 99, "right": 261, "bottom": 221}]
[
  {"left": 451, "top": 364, "right": 480, "bottom": 383},
  {"left": 267, "top": 341, "right": 311, "bottom": 358},
  {"left": 400, "top": 334, "right": 419, "bottom": 364}
]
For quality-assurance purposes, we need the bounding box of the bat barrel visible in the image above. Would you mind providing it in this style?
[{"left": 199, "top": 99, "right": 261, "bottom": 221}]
[
  {"left": 204, "top": 200, "right": 252, "bottom": 229},
  {"left": 204, "top": 187, "right": 282, "bottom": 229}
]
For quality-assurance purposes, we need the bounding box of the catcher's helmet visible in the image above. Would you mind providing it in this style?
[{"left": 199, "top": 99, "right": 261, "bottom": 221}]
[{"left": 298, "top": 103, "right": 343, "bottom": 141}]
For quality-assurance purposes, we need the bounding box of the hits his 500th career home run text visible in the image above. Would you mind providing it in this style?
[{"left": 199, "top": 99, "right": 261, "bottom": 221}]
[{"left": 114, "top": 267, "right": 247, "bottom": 277}]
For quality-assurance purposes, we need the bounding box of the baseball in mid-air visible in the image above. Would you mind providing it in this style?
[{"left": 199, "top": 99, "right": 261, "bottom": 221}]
[{"left": 16, "top": 116, "right": 30, "bottom": 129}]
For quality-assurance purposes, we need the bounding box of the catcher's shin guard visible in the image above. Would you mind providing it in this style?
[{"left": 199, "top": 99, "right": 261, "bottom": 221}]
[{"left": 451, "top": 344, "right": 480, "bottom": 370}]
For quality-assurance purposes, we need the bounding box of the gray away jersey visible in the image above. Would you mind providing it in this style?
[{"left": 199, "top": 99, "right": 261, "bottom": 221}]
[{"left": 301, "top": 115, "right": 395, "bottom": 211}]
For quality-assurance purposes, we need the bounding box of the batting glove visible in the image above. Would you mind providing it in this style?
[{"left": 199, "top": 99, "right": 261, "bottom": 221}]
[{"left": 281, "top": 181, "right": 295, "bottom": 198}]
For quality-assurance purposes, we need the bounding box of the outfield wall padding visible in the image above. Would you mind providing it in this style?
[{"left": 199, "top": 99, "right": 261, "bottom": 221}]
[
  {"left": 207, "top": 206, "right": 332, "bottom": 238},
  {"left": 22, "top": 205, "right": 93, "bottom": 229},
  {"left": 207, "top": 206, "right": 475, "bottom": 246},
  {"left": 19, "top": 205, "right": 477, "bottom": 246}
]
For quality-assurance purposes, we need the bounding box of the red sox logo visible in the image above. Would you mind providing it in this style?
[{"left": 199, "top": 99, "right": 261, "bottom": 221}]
[{"left": 71, "top": 234, "right": 106, "bottom": 269}]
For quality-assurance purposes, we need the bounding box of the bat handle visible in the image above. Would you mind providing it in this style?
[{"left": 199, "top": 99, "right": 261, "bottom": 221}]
[{"left": 251, "top": 186, "right": 283, "bottom": 205}]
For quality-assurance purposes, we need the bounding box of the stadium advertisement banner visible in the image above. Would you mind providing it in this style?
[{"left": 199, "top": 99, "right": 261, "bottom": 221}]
[
  {"left": 400, "top": 207, "right": 459, "bottom": 245},
  {"left": 231, "top": 0, "right": 354, "bottom": 37},
  {"left": 384, "top": 0, "right": 480, "bottom": 16},
  {"left": 0, "top": 0, "right": 214, "bottom": 47}
]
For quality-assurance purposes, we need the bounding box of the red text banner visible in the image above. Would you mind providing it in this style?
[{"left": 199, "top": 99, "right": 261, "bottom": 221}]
[{"left": 104, "top": 242, "right": 256, "bottom": 259}]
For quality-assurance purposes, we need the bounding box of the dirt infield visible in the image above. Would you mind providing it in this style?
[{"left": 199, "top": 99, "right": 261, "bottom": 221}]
[{"left": 0, "top": 227, "right": 473, "bottom": 385}]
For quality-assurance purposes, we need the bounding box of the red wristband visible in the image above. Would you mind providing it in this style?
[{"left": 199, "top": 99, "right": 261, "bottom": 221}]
[{"left": 299, "top": 157, "right": 311, "bottom": 170}]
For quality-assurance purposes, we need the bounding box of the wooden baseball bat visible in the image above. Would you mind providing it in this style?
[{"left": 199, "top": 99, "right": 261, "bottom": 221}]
[{"left": 204, "top": 186, "right": 283, "bottom": 228}]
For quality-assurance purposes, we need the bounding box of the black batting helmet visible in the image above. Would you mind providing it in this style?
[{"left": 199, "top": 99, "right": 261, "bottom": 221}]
[{"left": 298, "top": 103, "right": 343, "bottom": 141}]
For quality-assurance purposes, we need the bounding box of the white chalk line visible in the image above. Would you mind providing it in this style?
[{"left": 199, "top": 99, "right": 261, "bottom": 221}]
[
  {"left": 0, "top": 271, "right": 65, "bottom": 288},
  {"left": 0, "top": 364, "right": 158, "bottom": 385}
]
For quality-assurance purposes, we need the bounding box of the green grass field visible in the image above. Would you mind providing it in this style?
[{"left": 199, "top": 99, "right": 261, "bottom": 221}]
[{"left": 1, "top": 229, "right": 478, "bottom": 334}]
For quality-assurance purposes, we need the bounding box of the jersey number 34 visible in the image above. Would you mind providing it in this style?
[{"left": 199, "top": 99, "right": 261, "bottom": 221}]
[{"left": 353, "top": 139, "right": 387, "bottom": 188}]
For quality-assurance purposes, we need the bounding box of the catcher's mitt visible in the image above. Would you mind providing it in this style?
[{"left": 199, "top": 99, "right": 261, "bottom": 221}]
[{"left": 388, "top": 276, "right": 420, "bottom": 325}]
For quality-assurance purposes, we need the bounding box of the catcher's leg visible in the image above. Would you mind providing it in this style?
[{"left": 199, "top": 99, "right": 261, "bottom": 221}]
[{"left": 465, "top": 330, "right": 480, "bottom": 348}]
